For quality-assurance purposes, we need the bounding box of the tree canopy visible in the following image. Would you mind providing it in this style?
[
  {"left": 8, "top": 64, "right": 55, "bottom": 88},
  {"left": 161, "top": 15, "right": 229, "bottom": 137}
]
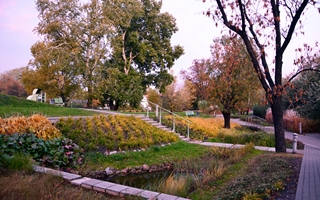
[
  {"left": 182, "top": 35, "right": 260, "bottom": 128},
  {"left": 22, "top": 0, "right": 183, "bottom": 109},
  {"left": 283, "top": 57, "right": 320, "bottom": 120}
]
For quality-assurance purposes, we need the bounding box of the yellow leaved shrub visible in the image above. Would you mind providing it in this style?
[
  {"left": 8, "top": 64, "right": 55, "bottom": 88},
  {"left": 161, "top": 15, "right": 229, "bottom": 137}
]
[{"left": 0, "top": 114, "right": 61, "bottom": 140}]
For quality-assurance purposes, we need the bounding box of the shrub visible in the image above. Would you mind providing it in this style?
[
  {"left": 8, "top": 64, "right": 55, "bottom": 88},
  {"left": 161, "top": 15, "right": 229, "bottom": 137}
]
[
  {"left": 0, "top": 114, "right": 61, "bottom": 140},
  {"left": 211, "top": 130, "right": 276, "bottom": 147},
  {"left": 0, "top": 153, "right": 34, "bottom": 172},
  {"left": 55, "top": 115, "right": 179, "bottom": 152},
  {"left": 0, "top": 133, "right": 83, "bottom": 169},
  {"left": 253, "top": 105, "right": 268, "bottom": 119},
  {"left": 161, "top": 116, "right": 240, "bottom": 140}
]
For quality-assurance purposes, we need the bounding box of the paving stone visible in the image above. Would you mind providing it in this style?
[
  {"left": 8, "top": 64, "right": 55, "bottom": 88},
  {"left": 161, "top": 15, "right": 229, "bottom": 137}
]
[
  {"left": 267, "top": 147, "right": 276, "bottom": 152},
  {"left": 32, "top": 165, "right": 46, "bottom": 172},
  {"left": 139, "top": 190, "right": 160, "bottom": 199},
  {"left": 156, "top": 193, "right": 179, "bottom": 200},
  {"left": 81, "top": 178, "right": 105, "bottom": 189},
  {"left": 121, "top": 187, "right": 144, "bottom": 196},
  {"left": 61, "top": 173, "right": 82, "bottom": 181},
  {"left": 254, "top": 146, "right": 270, "bottom": 151},
  {"left": 295, "top": 145, "right": 320, "bottom": 200},
  {"left": 93, "top": 181, "right": 116, "bottom": 193},
  {"left": 46, "top": 169, "right": 63, "bottom": 176},
  {"left": 70, "top": 177, "right": 91, "bottom": 186},
  {"left": 232, "top": 144, "right": 245, "bottom": 149},
  {"left": 105, "top": 184, "right": 129, "bottom": 196}
]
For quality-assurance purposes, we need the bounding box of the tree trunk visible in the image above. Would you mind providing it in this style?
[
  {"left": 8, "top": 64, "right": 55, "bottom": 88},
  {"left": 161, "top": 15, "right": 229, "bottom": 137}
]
[
  {"left": 271, "top": 95, "right": 287, "bottom": 153},
  {"left": 222, "top": 111, "right": 231, "bottom": 129}
]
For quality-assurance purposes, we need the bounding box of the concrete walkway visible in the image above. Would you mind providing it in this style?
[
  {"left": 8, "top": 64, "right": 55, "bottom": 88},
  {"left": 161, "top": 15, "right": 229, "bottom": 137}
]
[{"left": 295, "top": 145, "right": 320, "bottom": 200}]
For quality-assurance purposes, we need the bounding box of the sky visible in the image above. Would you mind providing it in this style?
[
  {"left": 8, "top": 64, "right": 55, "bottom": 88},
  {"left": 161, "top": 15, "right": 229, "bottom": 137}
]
[{"left": 0, "top": 0, "right": 319, "bottom": 79}]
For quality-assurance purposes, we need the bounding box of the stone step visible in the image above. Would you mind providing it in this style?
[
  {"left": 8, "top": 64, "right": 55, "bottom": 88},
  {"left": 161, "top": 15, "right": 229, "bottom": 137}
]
[{"left": 138, "top": 116, "right": 189, "bottom": 141}]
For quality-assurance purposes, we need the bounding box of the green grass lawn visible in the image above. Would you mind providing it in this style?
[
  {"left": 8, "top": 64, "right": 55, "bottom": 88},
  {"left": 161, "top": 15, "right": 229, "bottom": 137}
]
[
  {"left": 83, "top": 141, "right": 211, "bottom": 170},
  {"left": 0, "top": 93, "right": 98, "bottom": 117}
]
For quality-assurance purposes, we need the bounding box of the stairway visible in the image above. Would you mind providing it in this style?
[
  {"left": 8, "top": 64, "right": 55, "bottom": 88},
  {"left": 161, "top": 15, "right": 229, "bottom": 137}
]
[{"left": 137, "top": 115, "right": 190, "bottom": 142}]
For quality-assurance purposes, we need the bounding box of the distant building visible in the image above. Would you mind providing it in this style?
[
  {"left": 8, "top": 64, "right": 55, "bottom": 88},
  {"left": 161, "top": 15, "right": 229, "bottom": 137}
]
[{"left": 26, "top": 88, "right": 46, "bottom": 103}]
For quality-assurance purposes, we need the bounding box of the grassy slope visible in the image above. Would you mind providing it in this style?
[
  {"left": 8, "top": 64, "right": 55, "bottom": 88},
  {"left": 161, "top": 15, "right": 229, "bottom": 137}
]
[{"left": 0, "top": 93, "right": 98, "bottom": 117}]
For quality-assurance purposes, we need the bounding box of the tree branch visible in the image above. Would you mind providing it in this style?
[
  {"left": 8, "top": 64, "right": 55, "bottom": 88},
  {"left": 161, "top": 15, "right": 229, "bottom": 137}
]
[
  {"left": 286, "top": 68, "right": 320, "bottom": 83},
  {"left": 280, "top": 0, "right": 309, "bottom": 55}
]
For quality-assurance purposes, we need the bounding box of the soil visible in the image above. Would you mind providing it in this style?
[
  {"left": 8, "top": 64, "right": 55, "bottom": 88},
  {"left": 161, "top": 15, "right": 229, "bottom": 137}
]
[{"left": 273, "top": 154, "right": 302, "bottom": 200}]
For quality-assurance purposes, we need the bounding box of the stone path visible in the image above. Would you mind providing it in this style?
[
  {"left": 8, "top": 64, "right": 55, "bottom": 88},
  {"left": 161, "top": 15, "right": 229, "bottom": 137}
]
[{"left": 295, "top": 145, "right": 320, "bottom": 200}]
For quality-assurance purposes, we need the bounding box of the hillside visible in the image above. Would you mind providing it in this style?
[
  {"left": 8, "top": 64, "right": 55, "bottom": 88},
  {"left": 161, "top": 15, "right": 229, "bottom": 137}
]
[{"left": 0, "top": 93, "right": 97, "bottom": 117}]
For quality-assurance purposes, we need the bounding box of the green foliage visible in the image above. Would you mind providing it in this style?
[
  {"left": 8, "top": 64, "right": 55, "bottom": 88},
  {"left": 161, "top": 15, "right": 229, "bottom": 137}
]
[
  {"left": 253, "top": 105, "right": 268, "bottom": 119},
  {"left": 55, "top": 115, "right": 179, "bottom": 152},
  {"left": 284, "top": 67, "right": 320, "bottom": 120},
  {"left": 0, "top": 153, "right": 33, "bottom": 172},
  {"left": 99, "top": 68, "right": 144, "bottom": 110},
  {"left": 83, "top": 141, "right": 210, "bottom": 170},
  {"left": 0, "top": 133, "right": 84, "bottom": 169},
  {"left": 198, "top": 100, "right": 209, "bottom": 113},
  {"left": 147, "top": 88, "right": 161, "bottom": 110},
  {"left": 215, "top": 132, "right": 276, "bottom": 147}
]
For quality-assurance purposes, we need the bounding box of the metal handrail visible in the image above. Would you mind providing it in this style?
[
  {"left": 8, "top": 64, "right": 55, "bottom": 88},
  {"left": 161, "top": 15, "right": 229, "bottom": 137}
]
[
  {"left": 246, "top": 115, "right": 268, "bottom": 132},
  {"left": 145, "top": 100, "right": 192, "bottom": 139}
]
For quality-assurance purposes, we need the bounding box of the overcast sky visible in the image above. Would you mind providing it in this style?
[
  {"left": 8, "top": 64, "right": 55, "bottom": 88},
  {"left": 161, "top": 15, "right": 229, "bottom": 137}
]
[{"left": 1, "top": 0, "right": 319, "bottom": 79}]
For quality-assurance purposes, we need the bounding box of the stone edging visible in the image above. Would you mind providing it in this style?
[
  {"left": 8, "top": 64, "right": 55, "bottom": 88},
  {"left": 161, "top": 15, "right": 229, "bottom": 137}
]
[{"left": 33, "top": 165, "right": 190, "bottom": 200}]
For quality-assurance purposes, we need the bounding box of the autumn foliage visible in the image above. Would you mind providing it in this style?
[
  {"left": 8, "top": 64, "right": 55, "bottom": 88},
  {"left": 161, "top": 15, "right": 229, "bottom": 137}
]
[{"left": 0, "top": 114, "right": 61, "bottom": 140}]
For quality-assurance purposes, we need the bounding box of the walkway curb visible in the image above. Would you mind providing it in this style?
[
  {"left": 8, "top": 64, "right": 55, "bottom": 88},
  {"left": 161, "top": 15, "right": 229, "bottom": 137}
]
[{"left": 33, "top": 165, "right": 190, "bottom": 200}]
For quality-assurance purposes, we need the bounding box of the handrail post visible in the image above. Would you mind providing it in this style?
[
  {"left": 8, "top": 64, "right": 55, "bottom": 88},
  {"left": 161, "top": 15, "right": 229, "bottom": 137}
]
[
  {"left": 159, "top": 108, "right": 162, "bottom": 124},
  {"left": 187, "top": 123, "right": 190, "bottom": 139},
  {"left": 173, "top": 116, "right": 175, "bottom": 132},
  {"left": 156, "top": 105, "right": 159, "bottom": 117}
]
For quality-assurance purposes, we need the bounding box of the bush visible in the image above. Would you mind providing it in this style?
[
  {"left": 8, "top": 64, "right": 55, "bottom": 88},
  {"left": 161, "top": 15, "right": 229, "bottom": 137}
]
[
  {"left": 0, "top": 114, "right": 61, "bottom": 140},
  {"left": 0, "top": 153, "right": 34, "bottom": 172},
  {"left": 253, "top": 105, "right": 268, "bottom": 119},
  {"left": 55, "top": 115, "right": 179, "bottom": 151},
  {"left": 211, "top": 131, "right": 275, "bottom": 147},
  {"left": 161, "top": 116, "right": 240, "bottom": 140},
  {"left": 0, "top": 133, "right": 83, "bottom": 169}
]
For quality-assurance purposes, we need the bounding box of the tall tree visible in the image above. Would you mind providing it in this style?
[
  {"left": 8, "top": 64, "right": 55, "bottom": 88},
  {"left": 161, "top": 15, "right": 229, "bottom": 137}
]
[
  {"left": 31, "top": 0, "right": 112, "bottom": 107},
  {"left": 211, "top": 36, "right": 259, "bottom": 128},
  {"left": 22, "top": 41, "right": 80, "bottom": 103},
  {"left": 104, "top": 0, "right": 184, "bottom": 91},
  {"left": 162, "top": 79, "right": 196, "bottom": 112},
  {"left": 204, "top": 0, "right": 320, "bottom": 152},
  {"left": 28, "top": 0, "right": 183, "bottom": 109},
  {"left": 0, "top": 70, "right": 28, "bottom": 98},
  {"left": 181, "top": 59, "right": 213, "bottom": 103},
  {"left": 146, "top": 88, "right": 161, "bottom": 110},
  {"left": 100, "top": 0, "right": 184, "bottom": 110}
]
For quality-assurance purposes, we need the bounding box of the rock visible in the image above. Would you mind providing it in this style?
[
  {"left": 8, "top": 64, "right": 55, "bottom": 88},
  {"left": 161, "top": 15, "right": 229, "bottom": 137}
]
[
  {"left": 105, "top": 167, "right": 114, "bottom": 175},
  {"left": 104, "top": 151, "right": 109, "bottom": 156},
  {"left": 121, "top": 168, "right": 128, "bottom": 174},
  {"left": 109, "top": 151, "right": 117, "bottom": 155},
  {"left": 142, "top": 164, "right": 150, "bottom": 171}
]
